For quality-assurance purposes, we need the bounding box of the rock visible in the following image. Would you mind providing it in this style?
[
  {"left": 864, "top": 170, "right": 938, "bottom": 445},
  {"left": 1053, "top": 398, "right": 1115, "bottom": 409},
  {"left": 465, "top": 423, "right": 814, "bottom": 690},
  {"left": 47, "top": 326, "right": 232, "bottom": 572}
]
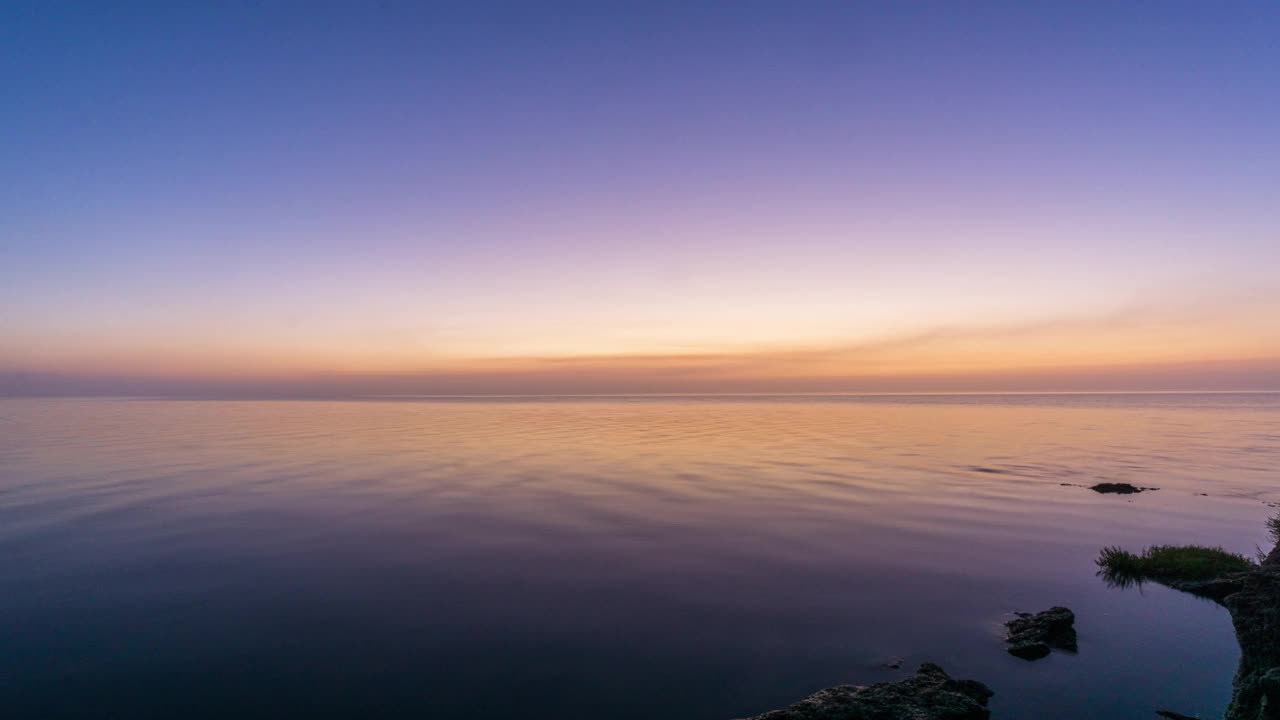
[
  {"left": 1090, "top": 482, "right": 1156, "bottom": 494},
  {"left": 1005, "top": 606, "right": 1077, "bottom": 661},
  {"left": 1221, "top": 544, "right": 1280, "bottom": 720},
  {"left": 738, "top": 663, "right": 993, "bottom": 720},
  {"left": 1155, "top": 711, "right": 1200, "bottom": 719},
  {"left": 1162, "top": 574, "right": 1248, "bottom": 603},
  {"left": 1006, "top": 641, "right": 1051, "bottom": 661}
]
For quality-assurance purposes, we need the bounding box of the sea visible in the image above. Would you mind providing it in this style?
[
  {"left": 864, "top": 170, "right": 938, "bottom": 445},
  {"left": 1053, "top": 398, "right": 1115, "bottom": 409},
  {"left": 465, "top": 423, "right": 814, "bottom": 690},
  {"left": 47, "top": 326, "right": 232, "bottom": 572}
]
[{"left": 2, "top": 393, "right": 1277, "bottom": 718}]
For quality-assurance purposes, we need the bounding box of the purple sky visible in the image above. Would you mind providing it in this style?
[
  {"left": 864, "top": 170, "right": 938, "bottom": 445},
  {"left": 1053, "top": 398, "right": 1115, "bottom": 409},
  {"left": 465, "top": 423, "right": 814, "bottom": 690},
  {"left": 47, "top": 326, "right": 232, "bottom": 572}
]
[{"left": 3, "top": 2, "right": 1279, "bottom": 395}]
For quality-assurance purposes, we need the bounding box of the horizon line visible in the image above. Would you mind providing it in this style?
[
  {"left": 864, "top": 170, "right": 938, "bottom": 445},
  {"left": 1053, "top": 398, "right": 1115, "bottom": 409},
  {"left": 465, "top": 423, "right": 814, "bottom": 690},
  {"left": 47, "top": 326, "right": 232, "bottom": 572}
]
[{"left": 5, "top": 389, "right": 1280, "bottom": 401}]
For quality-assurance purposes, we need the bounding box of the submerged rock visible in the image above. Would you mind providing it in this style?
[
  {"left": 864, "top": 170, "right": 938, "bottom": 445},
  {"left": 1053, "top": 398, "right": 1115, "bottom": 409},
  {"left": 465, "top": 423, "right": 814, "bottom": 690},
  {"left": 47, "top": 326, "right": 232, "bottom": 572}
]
[
  {"left": 967, "top": 466, "right": 1007, "bottom": 475},
  {"left": 1004, "top": 606, "right": 1077, "bottom": 660},
  {"left": 1090, "top": 482, "right": 1156, "bottom": 494},
  {"left": 739, "top": 663, "right": 992, "bottom": 720}
]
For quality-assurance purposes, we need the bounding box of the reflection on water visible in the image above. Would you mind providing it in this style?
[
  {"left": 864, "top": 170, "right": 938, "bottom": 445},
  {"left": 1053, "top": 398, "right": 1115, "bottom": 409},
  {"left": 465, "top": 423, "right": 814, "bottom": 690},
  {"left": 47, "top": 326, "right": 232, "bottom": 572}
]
[{"left": 0, "top": 394, "right": 1277, "bottom": 718}]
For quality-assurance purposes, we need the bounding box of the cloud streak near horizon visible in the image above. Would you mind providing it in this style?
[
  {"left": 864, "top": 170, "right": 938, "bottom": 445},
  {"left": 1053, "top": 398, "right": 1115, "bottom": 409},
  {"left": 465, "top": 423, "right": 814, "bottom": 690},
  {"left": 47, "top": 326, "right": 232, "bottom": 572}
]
[{"left": 5, "top": 291, "right": 1279, "bottom": 396}]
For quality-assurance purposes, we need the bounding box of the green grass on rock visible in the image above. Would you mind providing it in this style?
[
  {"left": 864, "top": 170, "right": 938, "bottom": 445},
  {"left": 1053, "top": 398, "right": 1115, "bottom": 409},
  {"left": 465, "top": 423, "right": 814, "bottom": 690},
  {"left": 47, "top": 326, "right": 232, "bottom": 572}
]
[{"left": 1097, "top": 544, "right": 1254, "bottom": 588}]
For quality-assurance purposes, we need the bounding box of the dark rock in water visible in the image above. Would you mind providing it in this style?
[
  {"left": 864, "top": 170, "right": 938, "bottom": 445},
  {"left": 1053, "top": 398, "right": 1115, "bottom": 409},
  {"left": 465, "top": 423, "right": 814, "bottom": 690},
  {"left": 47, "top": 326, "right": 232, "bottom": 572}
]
[
  {"left": 1005, "top": 641, "right": 1051, "bottom": 661},
  {"left": 738, "top": 663, "right": 992, "bottom": 720},
  {"left": 1155, "top": 711, "right": 1200, "bottom": 719},
  {"left": 1090, "top": 482, "right": 1156, "bottom": 494},
  {"left": 1005, "top": 606, "right": 1077, "bottom": 660}
]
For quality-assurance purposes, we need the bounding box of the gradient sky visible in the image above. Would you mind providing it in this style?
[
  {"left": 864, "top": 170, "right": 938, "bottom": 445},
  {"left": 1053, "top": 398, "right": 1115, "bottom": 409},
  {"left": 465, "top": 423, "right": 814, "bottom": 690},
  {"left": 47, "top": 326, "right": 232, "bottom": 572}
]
[{"left": 3, "top": 1, "right": 1279, "bottom": 395}]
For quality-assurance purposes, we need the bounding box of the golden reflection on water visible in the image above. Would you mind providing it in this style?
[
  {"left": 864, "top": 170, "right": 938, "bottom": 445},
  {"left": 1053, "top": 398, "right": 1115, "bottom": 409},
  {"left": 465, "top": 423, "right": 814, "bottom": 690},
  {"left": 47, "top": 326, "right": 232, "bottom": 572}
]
[{"left": 4, "top": 395, "right": 1277, "bottom": 552}]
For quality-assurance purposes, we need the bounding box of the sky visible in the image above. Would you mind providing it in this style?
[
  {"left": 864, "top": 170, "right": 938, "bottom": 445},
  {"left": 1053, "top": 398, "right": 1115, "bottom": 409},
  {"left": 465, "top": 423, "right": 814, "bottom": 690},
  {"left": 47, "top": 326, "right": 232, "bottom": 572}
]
[{"left": 3, "top": 1, "right": 1279, "bottom": 396}]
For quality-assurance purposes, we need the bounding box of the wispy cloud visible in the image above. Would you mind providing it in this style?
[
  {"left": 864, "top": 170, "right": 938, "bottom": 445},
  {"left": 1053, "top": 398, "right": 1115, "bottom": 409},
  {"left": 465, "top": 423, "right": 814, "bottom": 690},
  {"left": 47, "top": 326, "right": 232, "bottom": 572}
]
[{"left": 4, "top": 288, "right": 1278, "bottom": 396}]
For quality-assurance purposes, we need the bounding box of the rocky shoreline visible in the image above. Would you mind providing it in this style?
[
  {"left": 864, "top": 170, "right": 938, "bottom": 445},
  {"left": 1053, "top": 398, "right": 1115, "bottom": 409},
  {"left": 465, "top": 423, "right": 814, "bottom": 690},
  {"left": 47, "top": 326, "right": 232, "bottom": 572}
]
[
  {"left": 737, "top": 514, "right": 1280, "bottom": 719},
  {"left": 1211, "top": 541, "right": 1280, "bottom": 720}
]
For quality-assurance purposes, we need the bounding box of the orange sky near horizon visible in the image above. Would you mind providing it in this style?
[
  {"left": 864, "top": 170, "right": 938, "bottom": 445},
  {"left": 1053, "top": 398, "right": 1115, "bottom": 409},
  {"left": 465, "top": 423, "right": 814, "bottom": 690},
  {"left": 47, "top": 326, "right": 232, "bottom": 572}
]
[{"left": 5, "top": 285, "right": 1279, "bottom": 395}]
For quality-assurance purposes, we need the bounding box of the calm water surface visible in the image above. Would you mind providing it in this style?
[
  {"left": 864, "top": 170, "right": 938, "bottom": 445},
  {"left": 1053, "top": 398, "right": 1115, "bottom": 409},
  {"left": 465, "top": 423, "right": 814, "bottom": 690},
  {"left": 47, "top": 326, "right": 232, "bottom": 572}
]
[{"left": 2, "top": 394, "right": 1278, "bottom": 718}]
